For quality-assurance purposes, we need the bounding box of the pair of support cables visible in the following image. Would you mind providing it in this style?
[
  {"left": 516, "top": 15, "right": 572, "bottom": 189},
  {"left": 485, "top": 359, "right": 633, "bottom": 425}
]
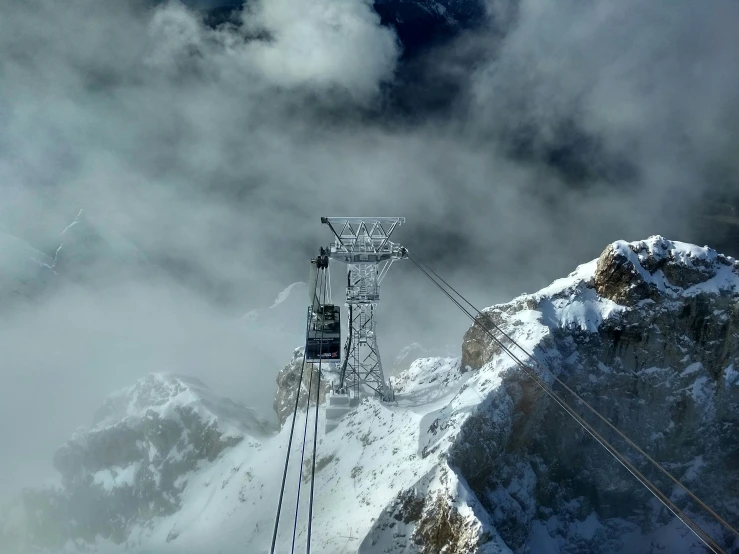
[{"left": 270, "top": 270, "right": 328, "bottom": 554}]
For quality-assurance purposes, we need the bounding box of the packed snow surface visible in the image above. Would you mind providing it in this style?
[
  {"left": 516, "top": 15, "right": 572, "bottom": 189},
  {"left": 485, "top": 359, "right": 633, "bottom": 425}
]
[{"left": 55, "top": 358, "right": 483, "bottom": 554}]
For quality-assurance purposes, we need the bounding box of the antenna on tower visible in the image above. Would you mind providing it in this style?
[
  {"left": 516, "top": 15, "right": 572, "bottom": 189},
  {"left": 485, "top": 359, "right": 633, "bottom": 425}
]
[{"left": 320, "top": 217, "right": 407, "bottom": 409}]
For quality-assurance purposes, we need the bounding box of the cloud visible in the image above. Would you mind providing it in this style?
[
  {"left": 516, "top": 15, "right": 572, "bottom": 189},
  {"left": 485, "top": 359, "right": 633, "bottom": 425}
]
[
  {"left": 143, "top": 0, "right": 399, "bottom": 101},
  {"left": 470, "top": 0, "right": 739, "bottom": 198},
  {"left": 1, "top": 0, "right": 739, "bottom": 504},
  {"left": 239, "top": 0, "right": 398, "bottom": 99},
  {"left": 0, "top": 0, "right": 403, "bottom": 500}
]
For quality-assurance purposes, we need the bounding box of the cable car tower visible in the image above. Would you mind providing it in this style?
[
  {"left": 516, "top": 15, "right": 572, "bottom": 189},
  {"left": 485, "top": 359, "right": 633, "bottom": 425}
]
[{"left": 321, "top": 217, "right": 407, "bottom": 402}]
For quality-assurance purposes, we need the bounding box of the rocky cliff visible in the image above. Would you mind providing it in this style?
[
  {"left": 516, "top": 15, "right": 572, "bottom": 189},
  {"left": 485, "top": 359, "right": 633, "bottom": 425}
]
[
  {"left": 453, "top": 236, "right": 739, "bottom": 552},
  {"left": 273, "top": 347, "right": 332, "bottom": 426}
]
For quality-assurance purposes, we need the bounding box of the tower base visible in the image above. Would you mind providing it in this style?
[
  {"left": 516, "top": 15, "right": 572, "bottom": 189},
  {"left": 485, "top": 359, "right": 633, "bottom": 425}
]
[{"left": 325, "top": 391, "right": 360, "bottom": 433}]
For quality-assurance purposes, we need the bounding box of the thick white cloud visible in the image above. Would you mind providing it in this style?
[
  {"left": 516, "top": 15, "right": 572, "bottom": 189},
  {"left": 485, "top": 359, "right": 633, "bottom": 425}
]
[
  {"left": 471, "top": 0, "right": 739, "bottom": 191},
  {"left": 142, "top": 0, "right": 399, "bottom": 102},
  {"left": 240, "top": 0, "right": 398, "bottom": 100}
]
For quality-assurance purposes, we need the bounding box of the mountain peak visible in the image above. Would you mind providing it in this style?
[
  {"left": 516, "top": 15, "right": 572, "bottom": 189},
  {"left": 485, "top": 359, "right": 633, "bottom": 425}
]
[
  {"left": 92, "top": 372, "right": 275, "bottom": 439},
  {"left": 595, "top": 235, "right": 739, "bottom": 306},
  {"left": 32, "top": 372, "right": 278, "bottom": 546}
]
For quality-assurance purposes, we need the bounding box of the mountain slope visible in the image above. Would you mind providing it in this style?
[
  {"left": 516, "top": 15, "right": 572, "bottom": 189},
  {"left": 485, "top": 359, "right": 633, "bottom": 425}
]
[
  {"left": 3, "top": 235, "right": 739, "bottom": 553},
  {"left": 0, "top": 210, "right": 159, "bottom": 307},
  {"left": 2, "top": 374, "right": 276, "bottom": 552}
]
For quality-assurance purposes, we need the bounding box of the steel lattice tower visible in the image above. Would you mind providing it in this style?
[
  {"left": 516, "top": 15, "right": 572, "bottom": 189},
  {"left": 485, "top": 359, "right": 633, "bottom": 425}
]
[{"left": 321, "top": 217, "right": 407, "bottom": 401}]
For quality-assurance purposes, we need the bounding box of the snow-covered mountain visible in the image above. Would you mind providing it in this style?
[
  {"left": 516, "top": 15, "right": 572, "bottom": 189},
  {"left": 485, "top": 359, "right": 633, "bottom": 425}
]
[
  {"left": 1, "top": 374, "right": 276, "bottom": 552},
  {"left": 3, "top": 235, "right": 739, "bottom": 553}
]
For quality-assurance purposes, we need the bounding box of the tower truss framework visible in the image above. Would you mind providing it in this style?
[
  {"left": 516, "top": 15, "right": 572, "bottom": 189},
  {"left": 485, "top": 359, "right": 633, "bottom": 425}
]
[{"left": 321, "top": 217, "right": 407, "bottom": 401}]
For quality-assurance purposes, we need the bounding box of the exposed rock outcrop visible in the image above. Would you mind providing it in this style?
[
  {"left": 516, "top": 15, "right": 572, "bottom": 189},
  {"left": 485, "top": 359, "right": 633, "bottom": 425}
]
[
  {"left": 593, "top": 235, "right": 739, "bottom": 306},
  {"left": 359, "top": 463, "right": 507, "bottom": 554},
  {"left": 273, "top": 347, "right": 332, "bottom": 426},
  {"left": 456, "top": 236, "right": 739, "bottom": 552}
]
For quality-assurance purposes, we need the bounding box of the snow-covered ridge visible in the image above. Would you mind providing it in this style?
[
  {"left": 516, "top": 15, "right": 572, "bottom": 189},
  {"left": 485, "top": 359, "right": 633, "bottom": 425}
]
[
  {"left": 477, "top": 235, "right": 739, "bottom": 337},
  {"left": 269, "top": 281, "right": 306, "bottom": 309},
  {"left": 0, "top": 232, "right": 55, "bottom": 272},
  {"left": 512, "top": 235, "right": 738, "bottom": 304},
  {"left": 16, "top": 373, "right": 281, "bottom": 549},
  {"left": 457, "top": 235, "right": 739, "bottom": 553},
  {"left": 603, "top": 235, "right": 739, "bottom": 298},
  {"left": 54, "top": 374, "right": 277, "bottom": 489},
  {"left": 0, "top": 210, "right": 158, "bottom": 308},
  {"left": 241, "top": 281, "right": 308, "bottom": 324},
  {"left": 92, "top": 373, "right": 275, "bottom": 439}
]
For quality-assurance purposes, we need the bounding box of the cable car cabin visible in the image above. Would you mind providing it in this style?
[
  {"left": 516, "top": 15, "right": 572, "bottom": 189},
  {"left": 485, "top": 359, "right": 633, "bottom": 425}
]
[{"left": 305, "top": 304, "right": 341, "bottom": 363}]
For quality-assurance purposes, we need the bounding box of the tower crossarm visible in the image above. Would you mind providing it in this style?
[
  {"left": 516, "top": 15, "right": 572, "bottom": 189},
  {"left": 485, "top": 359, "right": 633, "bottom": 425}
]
[{"left": 321, "top": 217, "right": 407, "bottom": 263}]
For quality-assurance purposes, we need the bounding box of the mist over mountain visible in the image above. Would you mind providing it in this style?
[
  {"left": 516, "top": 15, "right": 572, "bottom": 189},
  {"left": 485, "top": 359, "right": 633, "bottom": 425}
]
[{"left": 2, "top": 0, "right": 739, "bottom": 549}]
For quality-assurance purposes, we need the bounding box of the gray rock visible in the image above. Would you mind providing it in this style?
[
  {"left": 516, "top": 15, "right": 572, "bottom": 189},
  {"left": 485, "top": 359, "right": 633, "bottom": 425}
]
[
  {"left": 273, "top": 348, "right": 332, "bottom": 426},
  {"left": 456, "top": 236, "right": 739, "bottom": 552}
]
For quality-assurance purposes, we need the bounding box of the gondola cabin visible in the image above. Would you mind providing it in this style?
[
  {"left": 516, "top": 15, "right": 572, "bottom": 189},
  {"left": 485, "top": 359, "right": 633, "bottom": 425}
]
[{"left": 305, "top": 304, "right": 341, "bottom": 363}]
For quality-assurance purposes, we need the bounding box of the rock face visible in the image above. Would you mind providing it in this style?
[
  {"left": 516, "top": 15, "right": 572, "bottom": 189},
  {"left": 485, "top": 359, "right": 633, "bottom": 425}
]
[
  {"left": 457, "top": 235, "right": 739, "bottom": 552},
  {"left": 6, "top": 374, "right": 276, "bottom": 552},
  {"left": 360, "top": 464, "right": 504, "bottom": 554},
  {"left": 593, "top": 235, "right": 739, "bottom": 307},
  {"left": 273, "top": 348, "right": 332, "bottom": 426}
]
